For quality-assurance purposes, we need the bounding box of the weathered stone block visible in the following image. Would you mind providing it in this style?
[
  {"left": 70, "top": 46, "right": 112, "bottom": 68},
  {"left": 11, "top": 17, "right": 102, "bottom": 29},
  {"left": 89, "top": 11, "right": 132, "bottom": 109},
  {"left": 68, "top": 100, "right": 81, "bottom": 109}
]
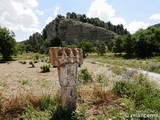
[
  {"left": 58, "top": 63, "right": 78, "bottom": 87},
  {"left": 61, "top": 86, "right": 77, "bottom": 111},
  {"left": 49, "top": 47, "right": 83, "bottom": 67}
]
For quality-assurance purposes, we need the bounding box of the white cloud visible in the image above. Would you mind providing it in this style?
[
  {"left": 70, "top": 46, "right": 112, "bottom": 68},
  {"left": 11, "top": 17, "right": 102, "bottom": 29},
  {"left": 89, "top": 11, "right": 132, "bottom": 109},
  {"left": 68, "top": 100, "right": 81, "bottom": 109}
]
[
  {"left": 35, "top": 10, "right": 44, "bottom": 16},
  {"left": 15, "top": 0, "right": 38, "bottom": 8},
  {"left": 87, "top": 0, "right": 115, "bottom": 22},
  {"left": 0, "top": 0, "right": 41, "bottom": 41},
  {"left": 150, "top": 13, "right": 160, "bottom": 21},
  {"left": 126, "top": 21, "right": 149, "bottom": 34},
  {"left": 44, "top": 6, "right": 60, "bottom": 25},
  {"left": 111, "top": 17, "right": 126, "bottom": 26},
  {"left": 54, "top": 6, "right": 60, "bottom": 16},
  {"left": 87, "top": 0, "right": 150, "bottom": 34},
  {"left": 45, "top": 17, "right": 53, "bottom": 24},
  {"left": 87, "top": 0, "right": 126, "bottom": 26}
]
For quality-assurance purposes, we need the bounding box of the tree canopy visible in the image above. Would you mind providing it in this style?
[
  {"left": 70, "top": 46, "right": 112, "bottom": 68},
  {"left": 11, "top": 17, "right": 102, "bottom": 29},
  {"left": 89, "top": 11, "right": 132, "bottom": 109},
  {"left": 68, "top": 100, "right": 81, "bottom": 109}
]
[
  {"left": 96, "top": 42, "right": 106, "bottom": 55},
  {"left": 78, "top": 41, "right": 95, "bottom": 57},
  {"left": 112, "top": 26, "right": 160, "bottom": 58},
  {"left": 0, "top": 27, "right": 17, "bottom": 60}
]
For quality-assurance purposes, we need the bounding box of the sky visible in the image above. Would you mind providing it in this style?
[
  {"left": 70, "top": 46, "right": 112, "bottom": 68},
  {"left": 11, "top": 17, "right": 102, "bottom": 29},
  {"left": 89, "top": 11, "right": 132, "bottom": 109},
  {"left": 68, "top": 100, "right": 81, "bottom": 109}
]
[{"left": 0, "top": 0, "right": 160, "bottom": 42}]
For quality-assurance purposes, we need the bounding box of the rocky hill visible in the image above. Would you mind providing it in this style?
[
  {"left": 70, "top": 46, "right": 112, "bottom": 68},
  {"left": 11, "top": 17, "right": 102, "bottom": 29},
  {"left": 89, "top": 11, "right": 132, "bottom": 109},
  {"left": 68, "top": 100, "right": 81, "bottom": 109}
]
[{"left": 43, "top": 18, "right": 116, "bottom": 45}]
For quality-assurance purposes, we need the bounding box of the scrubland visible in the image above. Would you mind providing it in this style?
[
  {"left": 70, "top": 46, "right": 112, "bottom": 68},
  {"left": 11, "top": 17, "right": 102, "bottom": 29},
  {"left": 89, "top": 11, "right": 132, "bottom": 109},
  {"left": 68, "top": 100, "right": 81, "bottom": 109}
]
[{"left": 0, "top": 53, "right": 159, "bottom": 119}]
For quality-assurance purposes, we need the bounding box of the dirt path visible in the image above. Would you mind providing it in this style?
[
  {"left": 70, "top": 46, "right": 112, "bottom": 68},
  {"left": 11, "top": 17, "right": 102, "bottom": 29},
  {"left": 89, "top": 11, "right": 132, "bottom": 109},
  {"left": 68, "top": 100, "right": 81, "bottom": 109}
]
[
  {"left": 128, "top": 68, "right": 160, "bottom": 81},
  {"left": 86, "top": 59, "right": 160, "bottom": 86}
]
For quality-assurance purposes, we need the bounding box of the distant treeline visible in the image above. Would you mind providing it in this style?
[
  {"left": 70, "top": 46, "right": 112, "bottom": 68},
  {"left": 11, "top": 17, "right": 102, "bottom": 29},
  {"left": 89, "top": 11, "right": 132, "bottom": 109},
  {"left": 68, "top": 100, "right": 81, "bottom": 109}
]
[
  {"left": 112, "top": 26, "right": 160, "bottom": 58},
  {"left": 57, "top": 12, "right": 129, "bottom": 35}
]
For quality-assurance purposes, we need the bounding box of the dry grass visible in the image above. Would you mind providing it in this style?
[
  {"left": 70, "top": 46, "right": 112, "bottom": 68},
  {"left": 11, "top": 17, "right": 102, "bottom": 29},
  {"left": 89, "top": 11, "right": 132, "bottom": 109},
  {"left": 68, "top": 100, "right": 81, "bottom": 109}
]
[
  {"left": 91, "top": 86, "right": 118, "bottom": 105},
  {"left": 0, "top": 58, "right": 135, "bottom": 119},
  {"left": 77, "top": 84, "right": 124, "bottom": 119},
  {"left": 0, "top": 60, "right": 60, "bottom": 118}
]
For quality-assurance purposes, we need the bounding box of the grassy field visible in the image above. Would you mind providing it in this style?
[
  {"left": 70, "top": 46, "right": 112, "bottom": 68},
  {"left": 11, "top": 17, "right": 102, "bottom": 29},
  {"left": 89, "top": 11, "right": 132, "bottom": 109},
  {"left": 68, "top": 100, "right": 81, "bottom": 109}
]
[
  {"left": 88, "top": 54, "right": 160, "bottom": 74},
  {"left": 0, "top": 53, "right": 160, "bottom": 119}
]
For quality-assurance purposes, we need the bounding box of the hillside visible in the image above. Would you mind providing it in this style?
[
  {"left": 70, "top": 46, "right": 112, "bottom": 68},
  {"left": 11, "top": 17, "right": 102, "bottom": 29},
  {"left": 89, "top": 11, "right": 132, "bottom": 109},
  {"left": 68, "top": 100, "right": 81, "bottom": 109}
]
[
  {"left": 153, "top": 23, "right": 160, "bottom": 28},
  {"left": 43, "top": 18, "right": 116, "bottom": 45},
  {"left": 20, "top": 13, "right": 130, "bottom": 53}
]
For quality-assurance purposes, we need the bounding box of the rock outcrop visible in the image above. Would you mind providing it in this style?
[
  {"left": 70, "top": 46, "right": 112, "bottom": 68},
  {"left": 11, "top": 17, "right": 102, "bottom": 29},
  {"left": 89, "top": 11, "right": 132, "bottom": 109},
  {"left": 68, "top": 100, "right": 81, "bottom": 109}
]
[{"left": 44, "top": 18, "right": 116, "bottom": 44}]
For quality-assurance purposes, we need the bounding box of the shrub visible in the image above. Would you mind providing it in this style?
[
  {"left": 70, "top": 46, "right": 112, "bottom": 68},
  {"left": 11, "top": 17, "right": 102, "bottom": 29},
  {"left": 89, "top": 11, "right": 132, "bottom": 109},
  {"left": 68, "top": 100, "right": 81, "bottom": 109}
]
[
  {"left": 112, "top": 76, "right": 160, "bottom": 111},
  {"left": 19, "top": 61, "right": 26, "bottom": 64},
  {"left": 22, "top": 93, "right": 61, "bottom": 119},
  {"left": 34, "top": 54, "right": 39, "bottom": 60},
  {"left": 33, "top": 60, "right": 38, "bottom": 63},
  {"left": 21, "top": 105, "right": 52, "bottom": 119},
  {"left": 29, "top": 61, "right": 35, "bottom": 67},
  {"left": 73, "top": 105, "right": 86, "bottom": 120},
  {"left": 40, "top": 95, "right": 55, "bottom": 111},
  {"left": 91, "top": 86, "right": 117, "bottom": 105},
  {"left": 40, "top": 64, "right": 50, "bottom": 73},
  {"left": 44, "top": 58, "right": 50, "bottom": 63},
  {"left": 96, "top": 74, "right": 109, "bottom": 86},
  {"left": 78, "top": 68, "right": 92, "bottom": 83}
]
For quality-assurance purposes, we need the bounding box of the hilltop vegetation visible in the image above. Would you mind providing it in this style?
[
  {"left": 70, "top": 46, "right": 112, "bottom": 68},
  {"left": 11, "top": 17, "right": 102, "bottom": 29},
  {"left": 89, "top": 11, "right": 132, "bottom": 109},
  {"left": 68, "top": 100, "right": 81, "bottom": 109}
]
[
  {"left": 19, "top": 12, "right": 129, "bottom": 54},
  {"left": 17, "top": 12, "right": 160, "bottom": 59}
]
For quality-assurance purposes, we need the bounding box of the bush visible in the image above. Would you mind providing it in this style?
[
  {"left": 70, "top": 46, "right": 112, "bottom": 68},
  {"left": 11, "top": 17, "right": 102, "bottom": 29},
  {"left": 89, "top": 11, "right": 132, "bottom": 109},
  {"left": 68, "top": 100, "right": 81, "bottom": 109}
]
[
  {"left": 112, "top": 76, "right": 160, "bottom": 111},
  {"left": 21, "top": 105, "right": 52, "bottom": 119},
  {"left": 73, "top": 105, "right": 86, "bottom": 120},
  {"left": 96, "top": 74, "right": 109, "bottom": 87},
  {"left": 34, "top": 53, "right": 40, "bottom": 60},
  {"left": 33, "top": 60, "right": 38, "bottom": 63},
  {"left": 29, "top": 61, "right": 35, "bottom": 68},
  {"left": 19, "top": 61, "right": 27, "bottom": 64},
  {"left": 40, "top": 95, "right": 55, "bottom": 111},
  {"left": 22, "top": 93, "right": 61, "bottom": 119},
  {"left": 78, "top": 68, "right": 92, "bottom": 83},
  {"left": 40, "top": 64, "right": 50, "bottom": 73}
]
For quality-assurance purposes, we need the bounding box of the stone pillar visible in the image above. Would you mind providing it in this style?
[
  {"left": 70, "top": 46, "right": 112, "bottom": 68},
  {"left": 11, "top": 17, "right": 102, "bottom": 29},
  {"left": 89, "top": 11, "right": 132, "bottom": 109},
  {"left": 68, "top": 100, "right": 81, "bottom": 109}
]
[
  {"left": 58, "top": 63, "right": 78, "bottom": 111},
  {"left": 49, "top": 47, "right": 83, "bottom": 112}
]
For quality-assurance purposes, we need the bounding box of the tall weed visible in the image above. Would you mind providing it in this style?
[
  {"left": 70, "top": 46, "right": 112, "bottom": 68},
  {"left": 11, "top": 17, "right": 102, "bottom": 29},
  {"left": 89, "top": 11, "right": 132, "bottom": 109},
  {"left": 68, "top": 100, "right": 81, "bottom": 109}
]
[
  {"left": 78, "top": 68, "right": 92, "bottom": 83},
  {"left": 112, "top": 75, "right": 160, "bottom": 111}
]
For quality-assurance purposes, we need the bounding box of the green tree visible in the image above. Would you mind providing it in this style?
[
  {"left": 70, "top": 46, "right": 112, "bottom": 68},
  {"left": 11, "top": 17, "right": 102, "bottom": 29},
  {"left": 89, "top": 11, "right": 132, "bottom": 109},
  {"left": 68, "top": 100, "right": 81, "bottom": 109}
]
[
  {"left": 0, "top": 27, "right": 17, "bottom": 60},
  {"left": 133, "top": 27, "right": 160, "bottom": 57},
  {"left": 123, "top": 35, "right": 135, "bottom": 57},
  {"left": 112, "top": 37, "right": 123, "bottom": 55},
  {"left": 50, "top": 36, "right": 62, "bottom": 47},
  {"left": 23, "top": 32, "right": 43, "bottom": 53},
  {"left": 78, "top": 41, "right": 95, "bottom": 57},
  {"left": 40, "top": 39, "right": 50, "bottom": 53},
  {"left": 96, "top": 42, "right": 106, "bottom": 55}
]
